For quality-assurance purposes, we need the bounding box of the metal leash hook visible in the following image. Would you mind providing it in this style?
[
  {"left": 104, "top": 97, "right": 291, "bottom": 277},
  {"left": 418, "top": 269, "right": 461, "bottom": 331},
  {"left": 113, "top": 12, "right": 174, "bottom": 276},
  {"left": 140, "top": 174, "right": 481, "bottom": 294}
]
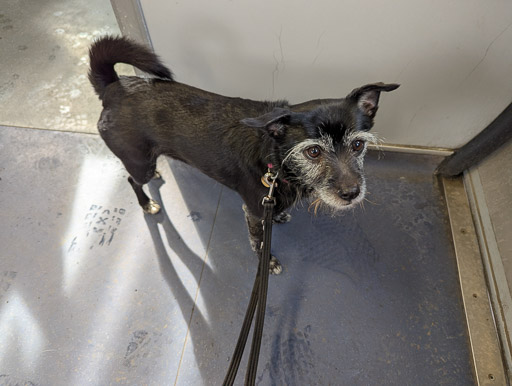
[{"left": 261, "top": 167, "right": 278, "bottom": 204}]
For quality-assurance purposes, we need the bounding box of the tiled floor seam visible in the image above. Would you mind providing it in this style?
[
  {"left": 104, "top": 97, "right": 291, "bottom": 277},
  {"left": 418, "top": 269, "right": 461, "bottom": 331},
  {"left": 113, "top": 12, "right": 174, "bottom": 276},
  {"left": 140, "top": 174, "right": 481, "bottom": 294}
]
[{"left": 0, "top": 123, "right": 99, "bottom": 136}]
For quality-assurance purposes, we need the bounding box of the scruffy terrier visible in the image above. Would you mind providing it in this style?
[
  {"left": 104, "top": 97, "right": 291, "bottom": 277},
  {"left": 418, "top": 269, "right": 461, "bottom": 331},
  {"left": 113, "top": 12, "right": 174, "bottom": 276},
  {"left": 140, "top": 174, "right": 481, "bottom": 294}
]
[{"left": 88, "top": 36, "right": 399, "bottom": 274}]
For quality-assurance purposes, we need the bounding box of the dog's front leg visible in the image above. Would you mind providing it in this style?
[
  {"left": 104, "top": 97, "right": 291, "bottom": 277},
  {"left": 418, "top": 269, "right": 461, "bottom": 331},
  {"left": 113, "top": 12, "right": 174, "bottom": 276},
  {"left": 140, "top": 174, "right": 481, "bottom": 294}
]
[{"left": 242, "top": 205, "right": 282, "bottom": 275}]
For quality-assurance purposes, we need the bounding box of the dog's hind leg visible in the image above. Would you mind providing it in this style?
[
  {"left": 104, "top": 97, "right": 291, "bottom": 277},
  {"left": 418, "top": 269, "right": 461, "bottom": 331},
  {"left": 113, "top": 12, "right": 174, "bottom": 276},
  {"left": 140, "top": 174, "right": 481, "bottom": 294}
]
[
  {"left": 128, "top": 176, "right": 160, "bottom": 214},
  {"left": 123, "top": 157, "right": 161, "bottom": 215},
  {"left": 101, "top": 128, "right": 161, "bottom": 214},
  {"left": 242, "top": 205, "right": 283, "bottom": 275}
]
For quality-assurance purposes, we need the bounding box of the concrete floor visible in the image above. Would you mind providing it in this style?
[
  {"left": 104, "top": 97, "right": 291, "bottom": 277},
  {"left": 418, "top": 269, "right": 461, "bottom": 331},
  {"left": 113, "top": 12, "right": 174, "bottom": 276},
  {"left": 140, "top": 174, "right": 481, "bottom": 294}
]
[
  {"left": 0, "top": 1, "right": 476, "bottom": 385},
  {"left": 0, "top": 0, "right": 131, "bottom": 134}
]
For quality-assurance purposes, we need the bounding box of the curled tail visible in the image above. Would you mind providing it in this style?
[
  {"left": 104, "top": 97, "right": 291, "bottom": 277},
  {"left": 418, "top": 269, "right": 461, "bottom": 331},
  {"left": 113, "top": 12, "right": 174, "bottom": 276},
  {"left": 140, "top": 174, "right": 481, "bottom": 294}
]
[{"left": 88, "top": 35, "right": 173, "bottom": 99}]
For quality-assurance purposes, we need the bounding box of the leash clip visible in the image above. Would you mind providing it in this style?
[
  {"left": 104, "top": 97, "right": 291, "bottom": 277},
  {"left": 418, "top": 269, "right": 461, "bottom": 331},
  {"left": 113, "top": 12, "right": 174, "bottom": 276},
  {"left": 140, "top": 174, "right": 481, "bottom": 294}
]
[{"left": 261, "top": 167, "right": 278, "bottom": 204}]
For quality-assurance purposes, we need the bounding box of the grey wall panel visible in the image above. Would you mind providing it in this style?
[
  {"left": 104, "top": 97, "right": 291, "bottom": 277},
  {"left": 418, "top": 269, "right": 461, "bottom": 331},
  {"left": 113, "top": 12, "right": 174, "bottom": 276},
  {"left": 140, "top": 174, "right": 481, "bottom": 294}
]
[{"left": 132, "top": 0, "right": 512, "bottom": 149}]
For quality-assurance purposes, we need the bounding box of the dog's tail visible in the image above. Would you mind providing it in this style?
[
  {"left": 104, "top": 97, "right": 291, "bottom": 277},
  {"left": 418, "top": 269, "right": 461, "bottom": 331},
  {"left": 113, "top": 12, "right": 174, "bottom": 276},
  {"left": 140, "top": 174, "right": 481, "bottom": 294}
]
[{"left": 88, "top": 35, "right": 173, "bottom": 99}]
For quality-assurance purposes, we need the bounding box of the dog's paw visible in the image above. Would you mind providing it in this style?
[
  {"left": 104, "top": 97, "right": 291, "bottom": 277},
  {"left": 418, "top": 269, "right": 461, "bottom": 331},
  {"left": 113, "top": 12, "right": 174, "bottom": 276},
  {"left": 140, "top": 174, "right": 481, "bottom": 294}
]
[
  {"left": 269, "top": 255, "right": 283, "bottom": 275},
  {"left": 273, "top": 211, "right": 292, "bottom": 224},
  {"left": 143, "top": 199, "right": 161, "bottom": 215}
]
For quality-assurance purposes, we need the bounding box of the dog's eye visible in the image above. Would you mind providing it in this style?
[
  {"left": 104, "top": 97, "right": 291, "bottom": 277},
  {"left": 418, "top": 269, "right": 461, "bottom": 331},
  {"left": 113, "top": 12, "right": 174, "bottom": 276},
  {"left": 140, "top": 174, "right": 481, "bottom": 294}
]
[
  {"left": 351, "top": 140, "right": 365, "bottom": 152},
  {"left": 305, "top": 146, "right": 321, "bottom": 159}
]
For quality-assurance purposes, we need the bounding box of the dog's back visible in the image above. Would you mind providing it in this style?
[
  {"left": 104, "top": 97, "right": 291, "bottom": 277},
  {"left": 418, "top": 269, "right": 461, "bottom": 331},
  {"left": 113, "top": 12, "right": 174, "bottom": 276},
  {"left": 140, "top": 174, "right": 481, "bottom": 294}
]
[{"left": 88, "top": 36, "right": 285, "bottom": 194}]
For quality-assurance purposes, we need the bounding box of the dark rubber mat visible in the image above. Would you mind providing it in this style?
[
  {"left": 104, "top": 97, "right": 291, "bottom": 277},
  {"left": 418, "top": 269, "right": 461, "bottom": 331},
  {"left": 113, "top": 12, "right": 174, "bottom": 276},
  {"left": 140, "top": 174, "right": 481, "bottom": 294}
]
[{"left": 0, "top": 126, "right": 473, "bottom": 385}]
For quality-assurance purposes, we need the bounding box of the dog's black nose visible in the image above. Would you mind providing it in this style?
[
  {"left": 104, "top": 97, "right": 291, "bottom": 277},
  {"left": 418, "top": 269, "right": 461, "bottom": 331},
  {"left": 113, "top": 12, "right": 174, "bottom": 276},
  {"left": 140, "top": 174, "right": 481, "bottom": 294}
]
[{"left": 338, "top": 186, "right": 360, "bottom": 201}]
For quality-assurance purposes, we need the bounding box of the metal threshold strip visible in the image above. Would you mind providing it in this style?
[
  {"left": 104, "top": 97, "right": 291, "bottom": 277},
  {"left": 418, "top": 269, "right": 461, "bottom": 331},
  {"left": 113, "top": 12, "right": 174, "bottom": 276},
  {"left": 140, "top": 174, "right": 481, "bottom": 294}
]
[
  {"left": 368, "top": 143, "right": 454, "bottom": 157},
  {"left": 442, "top": 177, "right": 507, "bottom": 385}
]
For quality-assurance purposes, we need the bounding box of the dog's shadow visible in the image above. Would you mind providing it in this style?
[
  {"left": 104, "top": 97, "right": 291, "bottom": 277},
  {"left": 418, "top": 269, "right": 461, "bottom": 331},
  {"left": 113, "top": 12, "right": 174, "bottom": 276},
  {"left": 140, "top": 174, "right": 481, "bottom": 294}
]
[
  {"left": 141, "top": 167, "right": 378, "bottom": 384},
  {"left": 144, "top": 179, "right": 208, "bottom": 313},
  {"left": 143, "top": 171, "right": 239, "bottom": 383}
]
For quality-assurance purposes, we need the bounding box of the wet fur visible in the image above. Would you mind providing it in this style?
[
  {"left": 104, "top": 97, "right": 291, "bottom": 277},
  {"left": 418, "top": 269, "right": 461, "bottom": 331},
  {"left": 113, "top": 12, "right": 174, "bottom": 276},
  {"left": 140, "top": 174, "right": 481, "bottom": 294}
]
[{"left": 89, "top": 36, "right": 398, "bottom": 273}]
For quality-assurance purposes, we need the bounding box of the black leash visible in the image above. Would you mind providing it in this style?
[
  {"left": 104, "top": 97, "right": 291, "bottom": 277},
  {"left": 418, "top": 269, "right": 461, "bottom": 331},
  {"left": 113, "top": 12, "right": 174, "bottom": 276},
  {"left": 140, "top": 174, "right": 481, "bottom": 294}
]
[{"left": 223, "top": 170, "right": 277, "bottom": 386}]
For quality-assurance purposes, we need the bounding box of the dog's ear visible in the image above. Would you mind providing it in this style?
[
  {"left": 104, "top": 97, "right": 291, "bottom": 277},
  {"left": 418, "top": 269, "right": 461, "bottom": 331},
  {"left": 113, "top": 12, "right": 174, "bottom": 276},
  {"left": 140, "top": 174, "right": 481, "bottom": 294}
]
[
  {"left": 347, "top": 83, "right": 399, "bottom": 118},
  {"left": 241, "top": 108, "right": 291, "bottom": 138}
]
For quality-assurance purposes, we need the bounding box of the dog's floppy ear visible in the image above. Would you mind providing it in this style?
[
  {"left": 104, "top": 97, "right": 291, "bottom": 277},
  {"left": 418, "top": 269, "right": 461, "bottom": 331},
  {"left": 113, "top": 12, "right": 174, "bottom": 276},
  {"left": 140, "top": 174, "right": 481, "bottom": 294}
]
[
  {"left": 241, "top": 108, "right": 291, "bottom": 138},
  {"left": 347, "top": 82, "right": 399, "bottom": 118}
]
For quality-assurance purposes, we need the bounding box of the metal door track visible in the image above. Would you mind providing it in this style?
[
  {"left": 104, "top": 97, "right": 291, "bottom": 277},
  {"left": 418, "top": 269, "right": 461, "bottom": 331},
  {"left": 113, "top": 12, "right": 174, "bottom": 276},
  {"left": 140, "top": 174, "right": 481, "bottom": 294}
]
[{"left": 442, "top": 177, "right": 507, "bottom": 385}]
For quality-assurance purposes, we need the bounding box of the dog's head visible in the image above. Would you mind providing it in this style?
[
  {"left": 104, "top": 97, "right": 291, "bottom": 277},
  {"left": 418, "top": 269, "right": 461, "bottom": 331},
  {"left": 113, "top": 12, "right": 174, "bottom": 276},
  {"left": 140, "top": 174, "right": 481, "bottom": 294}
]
[{"left": 242, "top": 82, "right": 399, "bottom": 212}]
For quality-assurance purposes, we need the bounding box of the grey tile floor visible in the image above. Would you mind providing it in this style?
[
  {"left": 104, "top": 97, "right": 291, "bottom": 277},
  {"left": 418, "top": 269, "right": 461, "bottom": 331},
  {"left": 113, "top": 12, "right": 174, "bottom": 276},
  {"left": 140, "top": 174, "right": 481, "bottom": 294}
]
[{"left": 0, "top": 1, "right": 475, "bottom": 385}]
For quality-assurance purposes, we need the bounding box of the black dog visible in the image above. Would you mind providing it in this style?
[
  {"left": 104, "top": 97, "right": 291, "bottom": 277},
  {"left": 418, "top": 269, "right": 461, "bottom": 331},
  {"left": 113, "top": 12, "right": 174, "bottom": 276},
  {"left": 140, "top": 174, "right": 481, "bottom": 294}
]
[{"left": 89, "top": 36, "right": 398, "bottom": 274}]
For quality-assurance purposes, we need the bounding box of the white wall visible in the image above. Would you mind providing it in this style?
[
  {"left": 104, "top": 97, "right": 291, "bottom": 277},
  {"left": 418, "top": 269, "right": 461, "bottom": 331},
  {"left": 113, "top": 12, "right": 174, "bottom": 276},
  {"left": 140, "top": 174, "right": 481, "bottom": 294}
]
[{"left": 139, "top": 0, "right": 512, "bottom": 149}]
